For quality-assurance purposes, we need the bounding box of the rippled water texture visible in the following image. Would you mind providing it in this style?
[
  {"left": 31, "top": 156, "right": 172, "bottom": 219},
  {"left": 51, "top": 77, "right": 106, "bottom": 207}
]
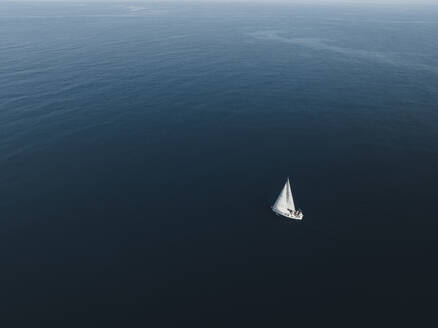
[{"left": 1, "top": 2, "right": 438, "bottom": 326}]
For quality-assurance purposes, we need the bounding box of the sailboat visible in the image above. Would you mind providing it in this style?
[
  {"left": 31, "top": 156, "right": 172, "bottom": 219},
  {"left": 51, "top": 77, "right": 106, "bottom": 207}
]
[{"left": 272, "top": 177, "right": 303, "bottom": 220}]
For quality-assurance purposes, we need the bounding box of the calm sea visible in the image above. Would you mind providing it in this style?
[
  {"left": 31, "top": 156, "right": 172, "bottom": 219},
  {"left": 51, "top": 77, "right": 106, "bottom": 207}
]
[{"left": 1, "top": 2, "right": 438, "bottom": 326}]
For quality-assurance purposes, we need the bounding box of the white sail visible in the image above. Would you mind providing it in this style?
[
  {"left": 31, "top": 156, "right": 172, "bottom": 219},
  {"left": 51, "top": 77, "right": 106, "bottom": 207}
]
[
  {"left": 273, "top": 178, "right": 295, "bottom": 213},
  {"left": 286, "top": 179, "right": 295, "bottom": 211}
]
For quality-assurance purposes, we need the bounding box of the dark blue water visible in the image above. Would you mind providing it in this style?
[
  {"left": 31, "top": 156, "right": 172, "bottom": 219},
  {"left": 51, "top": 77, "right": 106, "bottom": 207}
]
[{"left": 1, "top": 2, "right": 438, "bottom": 326}]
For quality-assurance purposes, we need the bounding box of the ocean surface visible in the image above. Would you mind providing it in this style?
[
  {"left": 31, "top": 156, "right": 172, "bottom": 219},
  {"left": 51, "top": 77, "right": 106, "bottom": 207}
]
[{"left": 1, "top": 2, "right": 438, "bottom": 326}]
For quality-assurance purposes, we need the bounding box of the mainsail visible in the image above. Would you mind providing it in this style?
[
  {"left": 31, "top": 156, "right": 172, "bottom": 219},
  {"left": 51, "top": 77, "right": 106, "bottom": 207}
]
[{"left": 273, "top": 178, "right": 295, "bottom": 213}]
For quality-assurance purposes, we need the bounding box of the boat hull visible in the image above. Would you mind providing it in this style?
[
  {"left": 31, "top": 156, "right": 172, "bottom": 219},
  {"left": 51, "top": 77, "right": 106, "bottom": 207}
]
[{"left": 272, "top": 207, "right": 303, "bottom": 220}]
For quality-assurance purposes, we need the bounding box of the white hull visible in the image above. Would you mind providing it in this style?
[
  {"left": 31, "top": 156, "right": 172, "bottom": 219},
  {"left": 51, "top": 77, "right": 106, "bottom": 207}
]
[{"left": 272, "top": 207, "right": 303, "bottom": 220}]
